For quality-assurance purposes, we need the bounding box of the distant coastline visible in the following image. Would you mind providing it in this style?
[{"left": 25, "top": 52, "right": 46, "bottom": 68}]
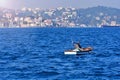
[
  {"left": 0, "top": 6, "right": 120, "bottom": 28},
  {"left": 1, "top": 25, "right": 120, "bottom": 28},
  {"left": 102, "top": 25, "right": 120, "bottom": 27}
]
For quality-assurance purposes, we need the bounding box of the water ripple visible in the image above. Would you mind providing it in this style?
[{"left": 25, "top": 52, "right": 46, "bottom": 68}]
[{"left": 0, "top": 28, "right": 120, "bottom": 80}]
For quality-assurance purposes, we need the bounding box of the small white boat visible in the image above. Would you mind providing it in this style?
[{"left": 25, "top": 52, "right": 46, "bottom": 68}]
[{"left": 64, "top": 47, "right": 92, "bottom": 55}]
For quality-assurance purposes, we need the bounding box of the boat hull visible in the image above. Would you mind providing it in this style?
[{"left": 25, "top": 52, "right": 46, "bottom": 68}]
[
  {"left": 64, "top": 51, "right": 78, "bottom": 55},
  {"left": 64, "top": 47, "right": 92, "bottom": 55}
]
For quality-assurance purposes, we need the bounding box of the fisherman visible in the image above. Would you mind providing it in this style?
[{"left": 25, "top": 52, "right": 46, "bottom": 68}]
[
  {"left": 73, "top": 42, "right": 92, "bottom": 52},
  {"left": 73, "top": 42, "right": 82, "bottom": 51}
]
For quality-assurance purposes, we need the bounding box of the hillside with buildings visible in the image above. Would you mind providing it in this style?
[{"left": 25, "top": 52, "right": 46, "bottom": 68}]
[{"left": 0, "top": 6, "right": 120, "bottom": 28}]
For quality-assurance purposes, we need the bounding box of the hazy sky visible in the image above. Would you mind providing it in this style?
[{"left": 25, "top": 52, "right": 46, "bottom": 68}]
[{"left": 0, "top": 0, "right": 120, "bottom": 9}]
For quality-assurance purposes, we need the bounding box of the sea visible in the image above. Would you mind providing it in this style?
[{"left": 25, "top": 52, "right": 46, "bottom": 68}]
[{"left": 0, "top": 27, "right": 120, "bottom": 80}]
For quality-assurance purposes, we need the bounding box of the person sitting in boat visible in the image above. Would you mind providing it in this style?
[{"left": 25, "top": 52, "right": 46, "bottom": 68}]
[
  {"left": 73, "top": 42, "right": 92, "bottom": 52},
  {"left": 73, "top": 42, "right": 82, "bottom": 51}
]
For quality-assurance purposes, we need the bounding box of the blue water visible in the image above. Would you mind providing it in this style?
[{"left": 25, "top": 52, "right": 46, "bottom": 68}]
[{"left": 0, "top": 28, "right": 120, "bottom": 80}]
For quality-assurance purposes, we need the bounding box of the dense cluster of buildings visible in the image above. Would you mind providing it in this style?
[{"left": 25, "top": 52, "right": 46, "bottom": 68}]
[{"left": 0, "top": 6, "right": 120, "bottom": 28}]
